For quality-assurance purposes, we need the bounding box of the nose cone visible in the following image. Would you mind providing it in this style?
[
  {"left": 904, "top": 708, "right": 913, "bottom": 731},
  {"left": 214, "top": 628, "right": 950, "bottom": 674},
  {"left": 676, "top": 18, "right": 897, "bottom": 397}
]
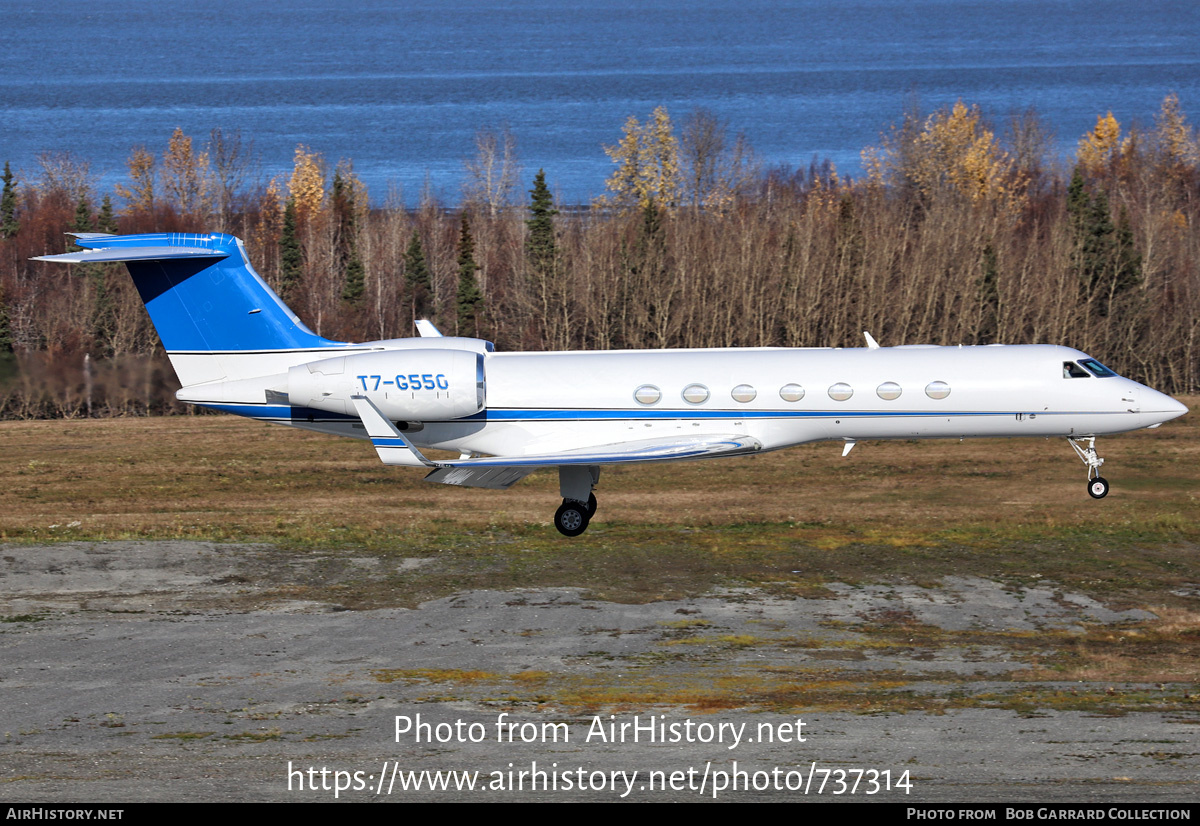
[{"left": 1142, "top": 389, "right": 1189, "bottom": 427}]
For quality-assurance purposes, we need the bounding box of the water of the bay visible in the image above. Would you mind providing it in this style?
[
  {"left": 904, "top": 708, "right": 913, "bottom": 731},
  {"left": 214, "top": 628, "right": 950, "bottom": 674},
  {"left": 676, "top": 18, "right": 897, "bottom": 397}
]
[{"left": 1, "top": 0, "right": 1197, "bottom": 204}]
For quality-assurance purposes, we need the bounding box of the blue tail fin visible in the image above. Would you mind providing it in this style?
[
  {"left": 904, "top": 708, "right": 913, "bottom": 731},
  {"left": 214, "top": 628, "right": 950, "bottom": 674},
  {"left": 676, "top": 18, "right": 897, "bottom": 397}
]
[{"left": 35, "top": 233, "right": 347, "bottom": 385}]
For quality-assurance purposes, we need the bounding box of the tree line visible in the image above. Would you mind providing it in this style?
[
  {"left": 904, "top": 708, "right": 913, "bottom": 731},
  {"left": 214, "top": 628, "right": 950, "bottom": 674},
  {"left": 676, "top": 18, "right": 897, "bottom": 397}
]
[{"left": 0, "top": 97, "right": 1198, "bottom": 419}]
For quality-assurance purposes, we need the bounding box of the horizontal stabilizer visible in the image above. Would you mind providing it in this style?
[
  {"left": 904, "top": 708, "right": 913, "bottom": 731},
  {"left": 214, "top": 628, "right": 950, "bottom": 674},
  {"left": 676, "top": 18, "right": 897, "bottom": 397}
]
[{"left": 32, "top": 247, "right": 228, "bottom": 264}]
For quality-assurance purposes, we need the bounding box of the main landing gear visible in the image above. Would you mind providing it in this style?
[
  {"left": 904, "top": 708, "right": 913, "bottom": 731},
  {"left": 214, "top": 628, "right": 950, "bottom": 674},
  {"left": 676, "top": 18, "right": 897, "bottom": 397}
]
[
  {"left": 554, "top": 493, "right": 598, "bottom": 537},
  {"left": 554, "top": 466, "right": 600, "bottom": 537},
  {"left": 1068, "top": 436, "right": 1109, "bottom": 499}
]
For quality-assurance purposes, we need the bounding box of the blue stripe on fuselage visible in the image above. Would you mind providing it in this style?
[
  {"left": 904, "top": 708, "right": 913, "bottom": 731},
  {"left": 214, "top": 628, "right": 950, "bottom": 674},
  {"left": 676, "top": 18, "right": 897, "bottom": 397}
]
[
  {"left": 462, "top": 408, "right": 1065, "bottom": 421},
  {"left": 199, "top": 402, "right": 358, "bottom": 421},
  {"left": 192, "top": 402, "right": 1102, "bottom": 424}
]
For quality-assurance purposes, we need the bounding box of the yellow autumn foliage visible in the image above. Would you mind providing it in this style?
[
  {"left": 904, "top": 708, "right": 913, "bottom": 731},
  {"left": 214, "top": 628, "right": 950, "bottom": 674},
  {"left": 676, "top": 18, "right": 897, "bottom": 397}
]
[
  {"left": 805, "top": 164, "right": 848, "bottom": 217},
  {"left": 253, "top": 176, "right": 285, "bottom": 253},
  {"left": 648, "top": 106, "right": 682, "bottom": 205},
  {"left": 114, "top": 146, "right": 156, "bottom": 215},
  {"left": 1076, "top": 111, "right": 1124, "bottom": 174},
  {"left": 1155, "top": 93, "right": 1199, "bottom": 169},
  {"left": 599, "top": 106, "right": 683, "bottom": 210},
  {"left": 161, "top": 127, "right": 211, "bottom": 218},
  {"left": 911, "top": 102, "right": 1018, "bottom": 206},
  {"left": 288, "top": 145, "right": 326, "bottom": 219},
  {"left": 867, "top": 101, "right": 1022, "bottom": 210}
]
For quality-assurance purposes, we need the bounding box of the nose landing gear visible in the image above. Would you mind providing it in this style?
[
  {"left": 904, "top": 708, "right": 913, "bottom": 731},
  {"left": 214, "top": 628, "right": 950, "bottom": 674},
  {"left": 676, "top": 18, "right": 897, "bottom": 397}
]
[{"left": 1068, "top": 437, "right": 1109, "bottom": 499}]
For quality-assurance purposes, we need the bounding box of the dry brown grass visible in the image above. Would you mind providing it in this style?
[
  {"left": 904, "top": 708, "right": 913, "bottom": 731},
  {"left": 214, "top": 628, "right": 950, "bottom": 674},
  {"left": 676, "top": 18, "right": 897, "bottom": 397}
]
[
  {"left": 3, "top": 410, "right": 1197, "bottom": 714},
  {"left": 362, "top": 655, "right": 1200, "bottom": 715},
  {"left": 1, "top": 400, "right": 1196, "bottom": 540},
  {"left": 1014, "top": 608, "right": 1200, "bottom": 684},
  {"left": 2, "top": 406, "right": 1197, "bottom": 615}
]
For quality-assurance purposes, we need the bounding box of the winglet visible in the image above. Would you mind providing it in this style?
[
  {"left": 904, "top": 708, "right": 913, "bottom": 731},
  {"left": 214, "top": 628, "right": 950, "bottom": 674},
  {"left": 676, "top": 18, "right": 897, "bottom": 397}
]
[
  {"left": 415, "top": 319, "right": 443, "bottom": 338},
  {"left": 863, "top": 331, "right": 880, "bottom": 349},
  {"left": 351, "top": 395, "right": 435, "bottom": 468}
]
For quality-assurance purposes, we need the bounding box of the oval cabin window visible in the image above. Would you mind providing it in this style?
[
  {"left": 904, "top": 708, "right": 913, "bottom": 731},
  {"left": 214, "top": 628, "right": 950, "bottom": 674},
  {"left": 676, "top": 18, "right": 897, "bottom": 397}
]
[
  {"left": 925, "top": 381, "right": 951, "bottom": 400},
  {"left": 634, "top": 385, "right": 661, "bottom": 405},
  {"left": 731, "top": 384, "right": 757, "bottom": 403},
  {"left": 779, "top": 383, "right": 805, "bottom": 402},
  {"left": 828, "top": 382, "right": 853, "bottom": 401},
  {"left": 876, "top": 382, "right": 902, "bottom": 400},
  {"left": 682, "top": 384, "right": 709, "bottom": 404}
]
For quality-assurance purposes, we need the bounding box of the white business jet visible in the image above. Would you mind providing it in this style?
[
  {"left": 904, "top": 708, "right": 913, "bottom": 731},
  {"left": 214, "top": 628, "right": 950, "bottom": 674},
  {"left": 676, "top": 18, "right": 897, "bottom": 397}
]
[{"left": 36, "top": 233, "right": 1188, "bottom": 536}]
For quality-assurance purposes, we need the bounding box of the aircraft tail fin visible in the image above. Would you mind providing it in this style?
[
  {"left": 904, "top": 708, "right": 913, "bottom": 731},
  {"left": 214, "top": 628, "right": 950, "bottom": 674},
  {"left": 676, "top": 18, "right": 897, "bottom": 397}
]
[{"left": 34, "top": 232, "right": 346, "bottom": 386}]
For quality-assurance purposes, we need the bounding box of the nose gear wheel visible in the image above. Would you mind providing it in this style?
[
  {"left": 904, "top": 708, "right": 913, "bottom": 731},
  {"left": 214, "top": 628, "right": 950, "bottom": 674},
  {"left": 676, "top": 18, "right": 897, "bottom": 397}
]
[{"left": 1068, "top": 437, "right": 1109, "bottom": 498}]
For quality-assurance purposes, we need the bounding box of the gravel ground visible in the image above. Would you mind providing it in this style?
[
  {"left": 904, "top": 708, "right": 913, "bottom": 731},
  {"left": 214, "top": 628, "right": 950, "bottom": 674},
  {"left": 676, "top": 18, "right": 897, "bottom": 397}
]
[{"left": 1, "top": 541, "right": 1196, "bottom": 803}]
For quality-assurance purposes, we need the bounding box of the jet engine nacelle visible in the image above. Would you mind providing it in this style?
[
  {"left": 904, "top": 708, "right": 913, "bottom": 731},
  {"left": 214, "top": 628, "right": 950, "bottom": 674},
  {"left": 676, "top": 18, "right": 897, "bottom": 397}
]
[{"left": 288, "top": 348, "right": 485, "bottom": 421}]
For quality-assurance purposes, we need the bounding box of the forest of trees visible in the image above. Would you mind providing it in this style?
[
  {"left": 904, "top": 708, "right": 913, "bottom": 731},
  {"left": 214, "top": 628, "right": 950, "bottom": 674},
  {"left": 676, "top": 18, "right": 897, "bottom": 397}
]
[{"left": 0, "top": 96, "right": 1198, "bottom": 418}]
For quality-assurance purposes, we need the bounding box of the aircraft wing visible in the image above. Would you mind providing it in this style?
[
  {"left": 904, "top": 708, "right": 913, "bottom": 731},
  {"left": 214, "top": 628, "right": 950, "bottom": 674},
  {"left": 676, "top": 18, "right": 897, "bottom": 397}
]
[{"left": 351, "top": 395, "right": 762, "bottom": 489}]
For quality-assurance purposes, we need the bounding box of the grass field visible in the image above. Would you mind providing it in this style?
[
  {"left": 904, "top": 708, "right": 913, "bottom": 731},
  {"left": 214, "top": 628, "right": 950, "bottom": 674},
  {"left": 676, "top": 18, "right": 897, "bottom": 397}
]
[
  {"left": 2, "top": 406, "right": 1198, "bottom": 715},
  {"left": 1, "top": 405, "right": 1197, "bottom": 605}
]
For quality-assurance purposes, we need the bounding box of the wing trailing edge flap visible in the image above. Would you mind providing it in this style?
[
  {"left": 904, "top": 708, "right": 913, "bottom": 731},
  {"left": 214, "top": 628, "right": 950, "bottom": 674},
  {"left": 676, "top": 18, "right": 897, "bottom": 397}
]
[
  {"left": 350, "top": 395, "right": 763, "bottom": 490},
  {"left": 422, "top": 466, "right": 538, "bottom": 490}
]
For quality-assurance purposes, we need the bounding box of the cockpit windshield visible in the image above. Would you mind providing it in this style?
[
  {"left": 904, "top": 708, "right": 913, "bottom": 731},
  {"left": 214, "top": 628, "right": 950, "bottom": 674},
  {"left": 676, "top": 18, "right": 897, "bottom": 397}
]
[
  {"left": 1078, "top": 358, "right": 1118, "bottom": 378},
  {"left": 1063, "top": 361, "right": 1090, "bottom": 378}
]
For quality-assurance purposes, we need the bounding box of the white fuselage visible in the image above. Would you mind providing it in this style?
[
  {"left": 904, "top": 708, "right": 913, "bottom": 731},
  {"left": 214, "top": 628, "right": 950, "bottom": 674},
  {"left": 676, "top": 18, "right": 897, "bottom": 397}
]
[{"left": 232, "top": 342, "right": 1176, "bottom": 457}]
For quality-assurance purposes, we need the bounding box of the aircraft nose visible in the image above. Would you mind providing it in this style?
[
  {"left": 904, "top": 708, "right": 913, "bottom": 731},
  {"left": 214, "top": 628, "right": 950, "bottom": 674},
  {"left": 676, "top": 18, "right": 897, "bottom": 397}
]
[{"left": 1142, "top": 388, "right": 1189, "bottom": 426}]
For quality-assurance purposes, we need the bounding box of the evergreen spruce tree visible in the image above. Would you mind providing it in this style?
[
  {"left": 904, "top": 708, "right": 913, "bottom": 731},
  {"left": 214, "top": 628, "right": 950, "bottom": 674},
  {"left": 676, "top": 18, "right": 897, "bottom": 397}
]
[
  {"left": 341, "top": 249, "right": 365, "bottom": 304},
  {"left": 331, "top": 172, "right": 351, "bottom": 255},
  {"left": 1066, "top": 167, "right": 1089, "bottom": 231},
  {"left": 0, "top": 289, "right": 11, "bottom": 355},
  {"left": 525, "top": 169, "right": 562, "bottom": 345},
  {"left": 632, "top": 197, "right": 666, "bottom": 280},
  {"left": 455, "top": 215, "right": 483, "bottom": 336},
  {"left": 0, "top": 289, "right": 14, "bottom": 385},
  {"left": 1112, "top": 207, "right": 1142, "bottom": 297},
  {"left": 1, "top": 162, "right": 18, "bottom": 239},
  {"left": 278, "top": 197, "right": 303, "bottom": 300},
  {"left": 97, "top": 195, "right": 119, "bottom": 233},
  {"left": 1081, "top": 185, "right": 1116, "bottom": 297},
  {"left": 331, "top": 170, "right": 367, "bottom": 305},
  {"left": 73, "top": 196, "right": 94, "bottom": 233},
  {"left": 1067, "top": 167, "right": 1141, "bottom": 316},
  {"left": 69, "top": 197, "right": 94, "bottom": 252},
  {"left": 404, "top": 230, "right": 433, "bottom": 322},
  {"left": 525, "top": 169, "right": 558, "bottom": 277},
  {"left": 977, "top": 243, "right": 1000, "bottom": 343}
]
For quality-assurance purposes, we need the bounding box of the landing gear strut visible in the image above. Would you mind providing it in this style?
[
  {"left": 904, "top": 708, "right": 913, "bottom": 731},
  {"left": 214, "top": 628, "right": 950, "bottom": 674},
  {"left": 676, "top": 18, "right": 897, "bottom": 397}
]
[
  {"left": 1068, "top": 437, "right": 1109, "bottom": 499},
  {"left": 554, "top": 466, "right": 600, "bottom": 536}
]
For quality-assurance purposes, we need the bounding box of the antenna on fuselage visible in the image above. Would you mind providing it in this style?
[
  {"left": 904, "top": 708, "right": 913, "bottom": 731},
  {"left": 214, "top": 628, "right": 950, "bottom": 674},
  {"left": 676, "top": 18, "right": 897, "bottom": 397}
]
[{"left": 863, "top": 331, "right": 880, "bottom": 349}]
